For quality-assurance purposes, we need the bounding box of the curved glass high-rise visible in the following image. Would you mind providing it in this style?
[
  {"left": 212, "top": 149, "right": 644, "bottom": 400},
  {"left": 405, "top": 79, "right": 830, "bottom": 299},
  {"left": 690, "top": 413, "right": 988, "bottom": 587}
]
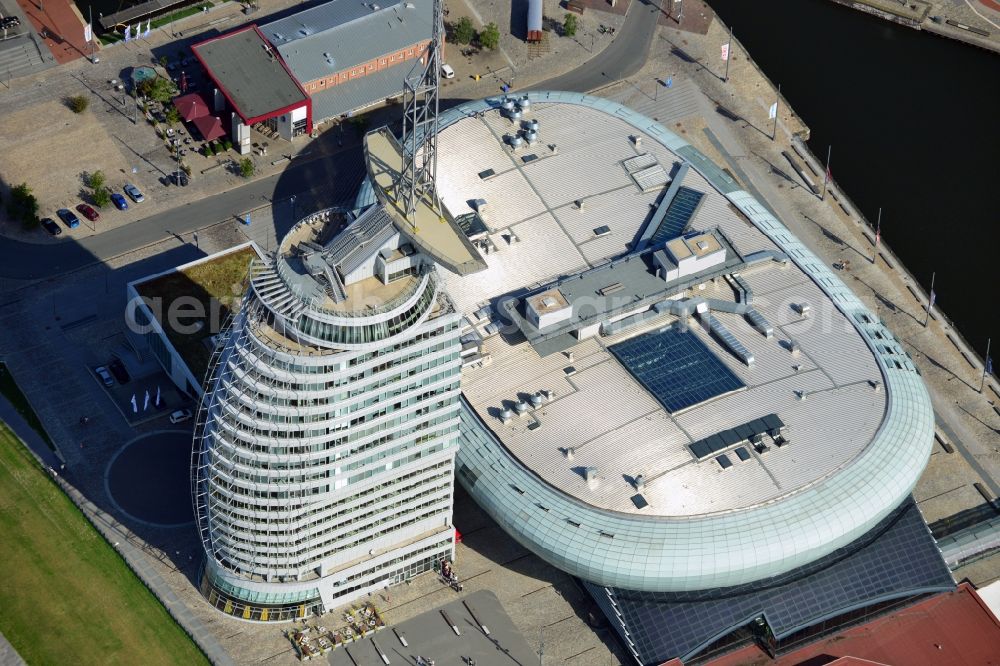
[{"left": 192, "top": 204, "right": 462, "bottom": 621}]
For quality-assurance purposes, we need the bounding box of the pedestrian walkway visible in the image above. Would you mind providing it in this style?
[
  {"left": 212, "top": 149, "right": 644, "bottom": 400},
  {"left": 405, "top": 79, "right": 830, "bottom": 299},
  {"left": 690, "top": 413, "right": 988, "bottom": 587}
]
[
  {"left": 15, "top": 0, "right": 88, "bottom": 64},
  {"left": 0, "top": 628, "right": 27, "bottom": 666},
  {"left": 0, "top": 34, "right": 49, "bottom": 78}
]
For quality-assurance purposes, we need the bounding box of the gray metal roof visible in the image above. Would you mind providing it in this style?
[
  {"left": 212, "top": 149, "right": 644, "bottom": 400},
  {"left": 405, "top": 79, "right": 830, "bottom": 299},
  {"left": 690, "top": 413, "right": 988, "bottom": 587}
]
[
  {"left": 193, "top": 28, "right": 307, "bottom": 121},
  {"left": 428, "top": 93, "right": 933, "bottom": 593},
  {"left": 503, "top": 232, "right": 744, "bottom": 354},
  {"left": 310, "top": 61, "right": 411, "bottom": 122},
  {"left": 260, "top": 0, "right": 432, "bottom": 85}
]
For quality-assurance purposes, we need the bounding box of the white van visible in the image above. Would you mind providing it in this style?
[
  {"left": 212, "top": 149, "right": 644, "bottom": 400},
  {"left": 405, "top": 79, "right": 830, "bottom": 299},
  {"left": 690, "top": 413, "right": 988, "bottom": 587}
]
[
  {"left": 441, "top": 64, "right": 455, "bottom": 79},
  {"left": 169, "top": 408, "right": 193, "bottom": 424}
]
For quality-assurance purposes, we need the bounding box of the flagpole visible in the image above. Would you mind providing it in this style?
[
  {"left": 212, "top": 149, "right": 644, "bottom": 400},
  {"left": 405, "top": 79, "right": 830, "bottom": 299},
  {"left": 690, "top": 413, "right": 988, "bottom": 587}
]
[
  {"left": 821, "top": 145, "right": 831, "bottom": 200},
  {"left": 871, "top": 207, "right": 880, "bottom": 264},
  {"left": 88, "top": 5, "right": 94, "bottom": 62},
  {"left": 981, "top": 338, "right": 991, "bottom": 393},
  {"left": 724, "top": 25, "right": 732, "bottom": 83},
  {"left": 771, "top": 83, "right": 780, "bottom": 141},
  {"left": 923, "top": 272, "right": 935, "bottom": 327}
]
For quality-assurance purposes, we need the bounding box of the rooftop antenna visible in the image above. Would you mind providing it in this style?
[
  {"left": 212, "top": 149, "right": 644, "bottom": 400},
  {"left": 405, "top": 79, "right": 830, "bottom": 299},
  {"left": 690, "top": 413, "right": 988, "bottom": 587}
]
[{"left": 398, "top": 0, "right": 443, "bottom": 224}]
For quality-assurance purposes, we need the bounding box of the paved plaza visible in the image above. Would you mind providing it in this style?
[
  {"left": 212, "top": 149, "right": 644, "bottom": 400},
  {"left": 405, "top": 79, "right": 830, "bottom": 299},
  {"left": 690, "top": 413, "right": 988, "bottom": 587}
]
[{"left": 330, "top": 591, "right": 538, "bottom": 666}]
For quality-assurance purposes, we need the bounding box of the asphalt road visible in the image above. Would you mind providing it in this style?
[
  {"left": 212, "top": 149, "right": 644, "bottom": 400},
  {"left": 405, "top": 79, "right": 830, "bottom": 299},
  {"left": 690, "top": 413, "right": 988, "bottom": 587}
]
[
  {"left": 531, "top": 0, "right": 664, "bottom": 92},
  {"left": 0, "top": 0, "right": 661, "bottom": 281},
  {"left": 0, "top": 146, "right": 366, "bottom": 280}
]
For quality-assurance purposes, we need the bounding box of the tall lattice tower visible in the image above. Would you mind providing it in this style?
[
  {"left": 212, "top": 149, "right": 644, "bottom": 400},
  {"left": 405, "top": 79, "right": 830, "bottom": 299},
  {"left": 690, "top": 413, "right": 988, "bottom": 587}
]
[{"left": 398, "top": 0, "right": 444, "bottom": 222}]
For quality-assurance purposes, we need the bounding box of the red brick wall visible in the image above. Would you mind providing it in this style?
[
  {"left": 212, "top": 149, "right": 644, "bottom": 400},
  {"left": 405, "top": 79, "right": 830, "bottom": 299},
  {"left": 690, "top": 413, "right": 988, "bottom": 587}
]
[{"left": 302, "top": 40, "right": 431, "bottom": 94}]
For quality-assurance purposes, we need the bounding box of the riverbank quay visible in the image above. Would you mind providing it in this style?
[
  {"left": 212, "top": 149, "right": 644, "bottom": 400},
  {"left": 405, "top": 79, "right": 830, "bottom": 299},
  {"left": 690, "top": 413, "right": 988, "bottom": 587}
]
[
  {"left": 826, "top": 0, "right": 1000, "bottom": 55},
  {"left": 602, "top": 5, "right": 1000, "bottom": 580}
]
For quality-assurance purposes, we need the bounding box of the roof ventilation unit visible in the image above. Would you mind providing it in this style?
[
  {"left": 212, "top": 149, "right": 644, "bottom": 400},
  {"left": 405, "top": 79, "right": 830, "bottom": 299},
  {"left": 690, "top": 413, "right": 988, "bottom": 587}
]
[
  {"left": 584, "top": 467, "right": 599, "bottom": 486},
  {"left": 500, "top": 408, "right": 513, "bottom": 423},
  {"left": 530, "top": 393, "right": 544, "bottom": 408},
  {"left": 633, "top": 475, "right": 646, "bottom": 492},
  {"left": 501, "top": 98, "right": 516, "bottom": 113},
  {"left": 564, "top": 447, "right": 575, "bottom": 460},
  {"left": 519, "top": 97, "right": 531, "bottom": 113},
  {"left": 514, "top": 400, "right": 529, "bottom": 415},
  {"left": 527, "top": 119, "right": 539, "bottom": 132}
]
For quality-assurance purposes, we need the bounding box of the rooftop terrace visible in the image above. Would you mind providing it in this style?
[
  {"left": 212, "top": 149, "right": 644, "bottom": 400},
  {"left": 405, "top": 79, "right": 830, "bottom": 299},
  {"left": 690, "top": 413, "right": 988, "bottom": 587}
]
[{"left": 134, "top": 245, "right": 258, "bottom": 381}]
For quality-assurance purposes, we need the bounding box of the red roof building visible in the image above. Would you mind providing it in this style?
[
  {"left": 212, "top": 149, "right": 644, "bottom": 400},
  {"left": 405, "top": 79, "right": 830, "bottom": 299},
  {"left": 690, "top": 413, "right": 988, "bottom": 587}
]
[
  {"left": 173, "top": 93, "right": 211, "bottom": 122},
  {"left": 701, "top": 583, "right": 1000, "bottom": 666}
]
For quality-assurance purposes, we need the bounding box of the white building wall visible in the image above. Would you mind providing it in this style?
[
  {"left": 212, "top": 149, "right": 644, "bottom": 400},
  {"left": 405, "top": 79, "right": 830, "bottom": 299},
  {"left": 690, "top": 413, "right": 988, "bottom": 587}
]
[{"left": 196, "top": 272, "right": 463, "bottom": 618}]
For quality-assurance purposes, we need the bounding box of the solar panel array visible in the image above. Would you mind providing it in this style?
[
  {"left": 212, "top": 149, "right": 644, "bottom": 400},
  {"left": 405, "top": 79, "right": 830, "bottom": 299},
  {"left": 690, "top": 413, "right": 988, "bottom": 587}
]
[
  {"left": 610, "top": 326, "right": 745, "bottom": 413},
  {"left": 585, "top": 497, "right": 955, "bottom": 665},
  {"left": 648, "top": 186, "right": 705, "bottom": 246}
]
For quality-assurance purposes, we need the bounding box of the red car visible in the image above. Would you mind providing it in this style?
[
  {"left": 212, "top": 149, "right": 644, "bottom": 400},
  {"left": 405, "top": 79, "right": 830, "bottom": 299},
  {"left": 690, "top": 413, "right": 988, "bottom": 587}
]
[{"left": 76, "top": 203, "right": 100, "bottom": 222}]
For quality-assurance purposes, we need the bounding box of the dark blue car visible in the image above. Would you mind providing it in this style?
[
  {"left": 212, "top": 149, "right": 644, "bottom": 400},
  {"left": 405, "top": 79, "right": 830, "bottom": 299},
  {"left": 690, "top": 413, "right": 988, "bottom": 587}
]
[
  {"left": 111, "top": 192, "right": 129, "bottom": 210},
  {"left": 56, "top": 208, "right": 80, "bottom": 228}
]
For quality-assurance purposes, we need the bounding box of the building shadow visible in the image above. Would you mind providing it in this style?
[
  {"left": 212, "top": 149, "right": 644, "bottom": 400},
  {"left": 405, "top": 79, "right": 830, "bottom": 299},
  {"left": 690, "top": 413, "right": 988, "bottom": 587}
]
[{"left": 450, "top": 484, "right": 628, "bottom": 662}]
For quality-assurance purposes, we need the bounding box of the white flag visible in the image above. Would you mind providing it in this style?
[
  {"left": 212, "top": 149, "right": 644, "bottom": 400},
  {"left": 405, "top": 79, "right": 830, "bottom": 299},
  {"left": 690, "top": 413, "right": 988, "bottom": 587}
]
[
  {"left": 124, "top": 24, "right": 131, "bottom": 42},
  {"left": 721, "top": 43, "right": 729, "bottom": 61},
  {"left": 143, "top": 389, "right": 150, "bottom": 411},
  {"left": 84, "top": 23, "right": 92, "bottom": 42},
  {"left": 145, "top": 20, "right": 151, "bottom": 38},
  {"left": 134, "top": 24, "right": 141, "bottom": 40},
  {"left": 130, "top": 393, "right": 138, "bottom": 413},
  {"left": 768, "top": 101, "right": 778, "bottom": 120},
  {"left": 155, "top": 385, "right": 161, "bottom": 407}
]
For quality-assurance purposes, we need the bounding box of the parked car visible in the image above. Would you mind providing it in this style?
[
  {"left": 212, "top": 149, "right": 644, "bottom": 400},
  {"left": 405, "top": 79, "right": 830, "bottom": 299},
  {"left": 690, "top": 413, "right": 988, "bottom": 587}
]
[
  {"left": 169, "top": 408, "right": 193, "bottom": 424},
  {"left": 171, "top": 171, "right": 189, "bottom": 187},
  {"left": 56, "top": 208, "right": 80, "bottom": 228},
  {"left": 108, "top": 359, "right": 130, "bottom": 384},
  {"left": 441, "top": 63, "right": 455, "bottom": 79},
  {"left": 40, "top": 217, "right": 62, "bottom": 236},
  {"left": 110, "top": 192, "right": 128, "bottom": 210},
  {"left": 123, "top": 183, "right": 144, "bottom": 203},
  {"left": 94, "top": 366, "right": 114, "bottom": 387},
  {"left": 76, "top": 203, "right": 99, "bottom": 222}
]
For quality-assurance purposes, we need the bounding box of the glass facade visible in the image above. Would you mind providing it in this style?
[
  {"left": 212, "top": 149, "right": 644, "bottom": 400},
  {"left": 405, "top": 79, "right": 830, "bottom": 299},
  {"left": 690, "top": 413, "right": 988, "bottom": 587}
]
[{"left": 193, "top": 235, "right": 462, "bottom": 618}]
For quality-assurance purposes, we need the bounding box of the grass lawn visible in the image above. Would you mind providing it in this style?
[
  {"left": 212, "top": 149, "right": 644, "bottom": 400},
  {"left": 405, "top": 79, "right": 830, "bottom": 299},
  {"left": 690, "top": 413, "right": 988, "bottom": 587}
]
[
  {"left": 0, "top": 362, "right": 55, "bottom": 451},
  {"left": 99, "top": 2, "right": 213, "bottom": 44},
  {"left": 0, "top": 422, "right": 209, "bottom": 665},
  {"left": 137, "top": 246, "right": 255, "bottom": 381}
]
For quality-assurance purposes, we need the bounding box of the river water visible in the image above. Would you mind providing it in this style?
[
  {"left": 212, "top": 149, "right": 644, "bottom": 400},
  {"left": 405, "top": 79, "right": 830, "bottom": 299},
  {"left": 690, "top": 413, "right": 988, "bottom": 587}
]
[{"left": 708, "top": 0, "right": 999, "bottom": 358}]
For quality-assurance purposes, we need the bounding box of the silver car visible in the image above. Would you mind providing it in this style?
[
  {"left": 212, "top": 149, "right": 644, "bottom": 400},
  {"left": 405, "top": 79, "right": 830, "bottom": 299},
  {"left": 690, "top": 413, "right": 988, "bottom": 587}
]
[{"left": 123, "top": 183, "right": 145, "bottom": 203}]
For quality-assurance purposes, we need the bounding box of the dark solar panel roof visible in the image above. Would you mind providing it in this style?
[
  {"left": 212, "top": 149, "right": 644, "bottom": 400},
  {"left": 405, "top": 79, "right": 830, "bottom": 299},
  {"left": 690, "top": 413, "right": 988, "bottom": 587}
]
[
  {"left": 647, "top": 186, "right": 705, "bottom": 246},
  {"left": 584, "top": 497, "right": 954, "bottom": 665},
  {"left": 689, "top": 414, "right": 783, "bottom": 459},
  {"left": 610, "top": 326, "right": 744, "bottom": 413}
]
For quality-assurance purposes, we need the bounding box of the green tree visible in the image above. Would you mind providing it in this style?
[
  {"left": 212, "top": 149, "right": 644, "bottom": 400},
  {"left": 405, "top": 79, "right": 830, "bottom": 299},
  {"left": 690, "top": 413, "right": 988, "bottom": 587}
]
[
  {"left": 7, "top": 183, "right": 39, "bottom": 227},
  {"left": 87, "top": 170, "right": 106, "bottom": 191},
  {"left": 92, "top": 187, "right": 111, "bottom": 209},
  {"left": 563, "top": 13, "right": 578, "bottom": 37},
  {"left": 137, "top": 77, "right": 177, "bottom": 103},
  {"left": 164, "top": 105, "right": 181, "bottom": 126},
  {"left": 452, "top": 17, "right": 474, "bottom": 45},
  {"left": 238, "top": 157, "right": 254, "bottom": 178},
  {"left": 68, "top": 95, "right": 89, "bottom": 113},
  {"left": 479, "top": 22, "right": 500, "bottom": 50},
  {"left": 159, "top": 55, "right": 169, "bottom": 68}
]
